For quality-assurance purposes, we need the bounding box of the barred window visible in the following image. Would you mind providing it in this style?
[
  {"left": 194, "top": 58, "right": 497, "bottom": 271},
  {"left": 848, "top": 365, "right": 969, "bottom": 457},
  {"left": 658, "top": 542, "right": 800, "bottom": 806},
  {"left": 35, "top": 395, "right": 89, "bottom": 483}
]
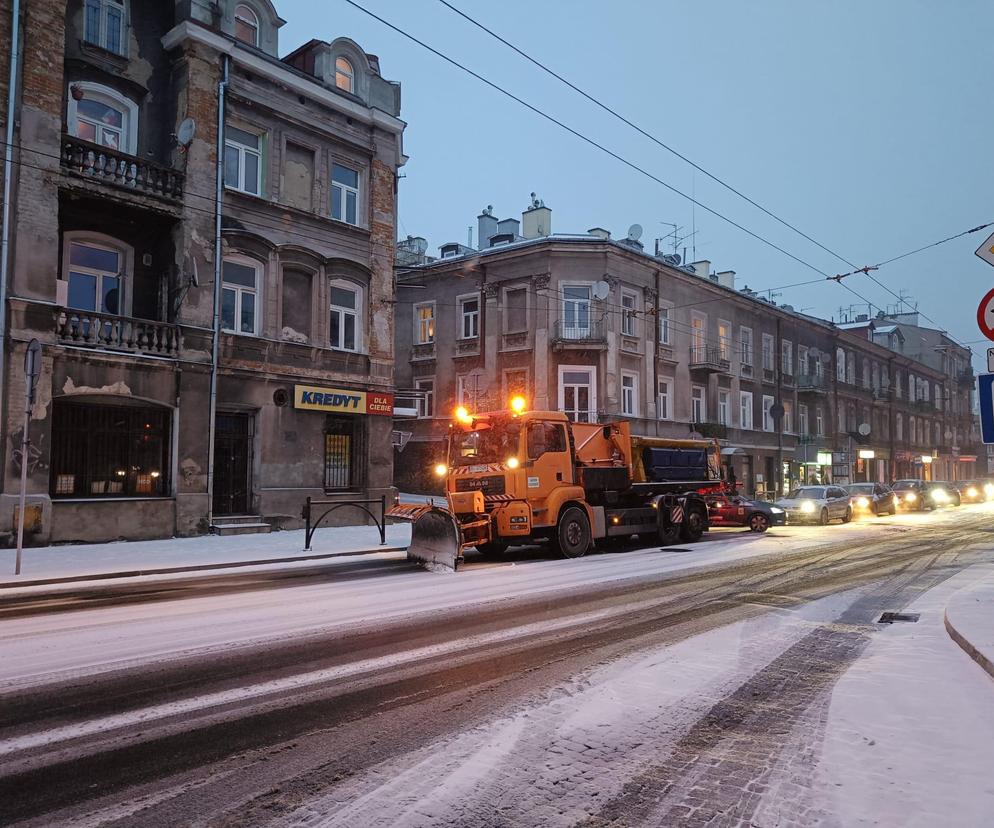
[
  {"left": 324, "top": 415, "right": 366, "bottom": 490},
  {"left": 50, "top": 401, "right": 170, "bottom": 498}
]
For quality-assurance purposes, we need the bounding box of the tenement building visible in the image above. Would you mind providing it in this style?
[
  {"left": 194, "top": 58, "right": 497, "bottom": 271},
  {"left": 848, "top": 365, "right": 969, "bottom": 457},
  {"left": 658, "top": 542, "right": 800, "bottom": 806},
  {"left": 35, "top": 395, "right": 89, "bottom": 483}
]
[
  {"left": 0, "top": 0, "right": 406, "bottom": 543},
  {"left": 393, "top": 200, "right": 976, "bottom": 496}
]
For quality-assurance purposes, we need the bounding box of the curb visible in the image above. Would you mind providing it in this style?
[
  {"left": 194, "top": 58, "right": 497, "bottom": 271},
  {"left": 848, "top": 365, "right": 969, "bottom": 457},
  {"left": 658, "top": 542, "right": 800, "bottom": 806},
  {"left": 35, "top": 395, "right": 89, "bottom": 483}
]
[
  {"left": 944, "top": 607, "right": 994, "bottom": 681},
  {"left": 0, "top": 545, "right": 408, "bottom": 590}
]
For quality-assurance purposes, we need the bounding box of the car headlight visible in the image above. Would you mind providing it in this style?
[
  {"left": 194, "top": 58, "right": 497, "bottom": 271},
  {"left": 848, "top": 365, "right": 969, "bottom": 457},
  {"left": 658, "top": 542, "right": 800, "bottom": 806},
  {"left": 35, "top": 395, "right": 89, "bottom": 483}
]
[
  {"left": 770, "top": 506, "right": 784, "bottom": 514},
  {"left": 905, "top": 492, "right": 917, "bottom": 502},
  {"left": 967, "top": 487, "right": 978, "bottom": 498},
  {"left": 800, "top": 501, "right": 815, "bottom": 513},
  {"left": 893, "top": 495, "right": 900, "bottom": 506},
  {"left": 931, "top": 489, "right": 947, "bottom": 502},
  {"left": 856, "top": 497, "right": 869, "bottom": 508}
]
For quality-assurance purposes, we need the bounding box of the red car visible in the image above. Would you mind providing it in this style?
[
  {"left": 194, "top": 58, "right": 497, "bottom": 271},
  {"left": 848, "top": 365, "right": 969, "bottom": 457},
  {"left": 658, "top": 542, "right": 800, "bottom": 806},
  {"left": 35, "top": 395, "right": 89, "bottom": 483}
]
[{"left": 706, "top": 495, "right": 787, "bottom": 532}]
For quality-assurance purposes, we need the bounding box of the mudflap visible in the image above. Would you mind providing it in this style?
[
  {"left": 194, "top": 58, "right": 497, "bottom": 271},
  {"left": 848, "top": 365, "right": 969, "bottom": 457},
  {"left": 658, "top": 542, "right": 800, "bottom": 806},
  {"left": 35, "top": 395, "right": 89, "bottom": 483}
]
[{"left": 387, "top": 503, "right": 464, "bottom": 572}]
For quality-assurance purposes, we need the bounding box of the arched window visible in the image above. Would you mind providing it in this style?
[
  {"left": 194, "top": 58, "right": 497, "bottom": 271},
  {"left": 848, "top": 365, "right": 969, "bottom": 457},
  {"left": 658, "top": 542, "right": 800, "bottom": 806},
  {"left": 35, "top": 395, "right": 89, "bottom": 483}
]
[
  {"left": 234, "top": 4, "right": 259, "bottom": 46},
  {"left": 335, "top": 57, "right": 354, "bottom": 93},
  {"left": 67, "top": 82, "right": 139, "bottom": 154},
  {"left": 329, "top": 279, "right": 363, "bottom": 351},
  {"left": 61, "top": 232, "right": 131, "bottom": 316},
  {"left": 84, "top": 0, "right": 127, "bottom": 55}
]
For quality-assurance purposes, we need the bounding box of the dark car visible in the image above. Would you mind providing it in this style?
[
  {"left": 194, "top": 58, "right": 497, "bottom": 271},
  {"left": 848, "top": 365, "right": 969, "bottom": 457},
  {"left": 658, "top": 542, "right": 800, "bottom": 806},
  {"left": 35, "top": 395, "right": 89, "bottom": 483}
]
[
  {"left": 930, "top": 481, "right": 962, "bottom": 507},
  {"left": 844, "top": 483, "right": 898, "bottom": 516},
  {"left": 707, "top": 495, "right": 787, "bottom": 532},
  {"left": 891, "top": 479, "right": 960, "bottom": 511},
  {"left": 958, "top": 480, "right": 994, "bottom": 503}
]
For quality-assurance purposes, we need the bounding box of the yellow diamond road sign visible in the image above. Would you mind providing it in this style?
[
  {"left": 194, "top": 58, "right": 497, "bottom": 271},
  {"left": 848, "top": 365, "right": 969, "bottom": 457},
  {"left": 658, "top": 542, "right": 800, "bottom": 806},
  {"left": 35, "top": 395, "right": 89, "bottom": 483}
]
[{"left": 976, "top": 230, "right": 994, "bottom": 268}]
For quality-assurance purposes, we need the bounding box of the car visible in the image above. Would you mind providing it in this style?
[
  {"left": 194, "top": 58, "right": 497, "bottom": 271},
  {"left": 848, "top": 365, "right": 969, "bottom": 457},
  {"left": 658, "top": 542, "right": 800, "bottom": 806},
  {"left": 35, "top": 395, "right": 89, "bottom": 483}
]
[
  {"left": 891, "top": 479, "right": 960, "bottom": 510},
  {"left": 706, "top": 495, "right": 787, "bottom": 532},
  {"left": 930, "top": 481, "right": 961, "bottom": 507},
  {"left": 774, "top": 485, "right": 853, "bottom": 525},
  {"left": 956, "top": 480, "right": 992, "bottom": 503},
  {"left": 844, "top": 483, "right": 898, "bottom": 516}
]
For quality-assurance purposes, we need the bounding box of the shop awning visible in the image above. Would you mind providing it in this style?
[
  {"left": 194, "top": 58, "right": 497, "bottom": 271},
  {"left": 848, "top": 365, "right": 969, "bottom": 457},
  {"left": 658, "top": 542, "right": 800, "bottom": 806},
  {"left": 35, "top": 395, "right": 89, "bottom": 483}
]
[{"left": 720, "top": 447, "right": 745, "bottom": 456}]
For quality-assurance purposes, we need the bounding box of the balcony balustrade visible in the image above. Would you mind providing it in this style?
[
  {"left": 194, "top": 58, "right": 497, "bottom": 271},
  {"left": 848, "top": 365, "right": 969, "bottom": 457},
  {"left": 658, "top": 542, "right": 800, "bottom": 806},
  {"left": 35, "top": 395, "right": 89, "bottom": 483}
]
[
  {"left": 688, "top": 344, "right": 730, "bottom": 373},
  {"left": 55, "top": 308, "right": 182, "bottom": 358},
  {"left": 61, "top": 134, "right": 184, "bottom": 202}
]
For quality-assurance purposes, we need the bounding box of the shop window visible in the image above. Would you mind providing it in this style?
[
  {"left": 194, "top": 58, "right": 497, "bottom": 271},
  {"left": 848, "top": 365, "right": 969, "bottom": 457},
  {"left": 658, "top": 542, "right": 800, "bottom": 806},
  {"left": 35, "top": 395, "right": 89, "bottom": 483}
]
[
  {"left": 324, "top": 415, "right": 366, "bottom": 490},
  {"left": 50, "top": 401, "right": 170, "bottom": 498}
]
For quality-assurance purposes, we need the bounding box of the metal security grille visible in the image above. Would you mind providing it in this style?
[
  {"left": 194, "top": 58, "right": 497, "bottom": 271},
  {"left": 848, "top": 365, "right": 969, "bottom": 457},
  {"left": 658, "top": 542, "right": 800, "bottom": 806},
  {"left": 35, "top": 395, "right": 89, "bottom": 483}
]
[
  {"left": 324, "top": 415, "right": 366, "bottom": 490},
  {"left": 50, "top": 401, "right": 170, "bottom": 498}
]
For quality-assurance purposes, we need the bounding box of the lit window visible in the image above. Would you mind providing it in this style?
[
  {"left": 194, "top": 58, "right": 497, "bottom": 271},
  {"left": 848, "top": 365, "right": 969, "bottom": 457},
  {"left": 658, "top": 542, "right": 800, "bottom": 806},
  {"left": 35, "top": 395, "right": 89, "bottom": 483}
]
[
  {"left": 459, "top": 295, "right": 479, "bottom": 339},
  {"left": 335, "top": 57, "right": 355, "bottom": 93},
  {"left": 331, "top": 163, "right": 360, "bottom": 225},
  {"left": 68, "top": 83, "right": 137, "bottom": 153},
  {"left": 63, "top": 237, "right": 125, "bottom": 315},
  {"left": 234, "top": 4, "right": 259, "bottom": 46},
  {"left": 415, "top": 303, "right": 435, "bottom": 344},
  {"left": 329, "top": 280, "right": 362, "bottom": 351},
  {"left": 718, "top": 321, "right": 731, "bottom": 361},
  {"left": 84, "top": 0, "right": 126, "bottom": 55},
  {"left": 224, "top": 124, "right": 263, "bottom": 195},
  {"left": 221, "top": 258, "right": 260, "bottom": 335}
]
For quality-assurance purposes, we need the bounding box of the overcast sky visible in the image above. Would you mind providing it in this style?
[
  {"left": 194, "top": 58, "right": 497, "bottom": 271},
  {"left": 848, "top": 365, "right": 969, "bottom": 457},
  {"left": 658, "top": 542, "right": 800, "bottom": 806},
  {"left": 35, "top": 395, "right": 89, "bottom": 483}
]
[{"left": 280, "top": 0, "right": 994, "bottom": 364}]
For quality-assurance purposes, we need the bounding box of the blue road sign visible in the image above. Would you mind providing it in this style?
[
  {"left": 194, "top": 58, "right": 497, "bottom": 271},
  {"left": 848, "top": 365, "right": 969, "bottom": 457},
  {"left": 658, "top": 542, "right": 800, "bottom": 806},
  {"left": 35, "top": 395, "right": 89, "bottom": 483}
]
[{"left": 979, "top": 374, "right": 994, "bottom": 444}]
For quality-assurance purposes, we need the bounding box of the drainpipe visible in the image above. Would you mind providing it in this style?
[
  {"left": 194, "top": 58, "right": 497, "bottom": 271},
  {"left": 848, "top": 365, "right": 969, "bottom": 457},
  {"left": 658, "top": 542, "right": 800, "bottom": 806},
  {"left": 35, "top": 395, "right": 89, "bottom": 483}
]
[
  {"left": 653, "top": 269, "right": 660, "bottom": 438},
  {"left": 205, "top": 55, "right": 229, "bottom": 531},
  {"left": 775, "top": 315, "right": 783, "bottom": 497},
  {"left": 0, "top": 0, "right": 22, "bottom": 439}
]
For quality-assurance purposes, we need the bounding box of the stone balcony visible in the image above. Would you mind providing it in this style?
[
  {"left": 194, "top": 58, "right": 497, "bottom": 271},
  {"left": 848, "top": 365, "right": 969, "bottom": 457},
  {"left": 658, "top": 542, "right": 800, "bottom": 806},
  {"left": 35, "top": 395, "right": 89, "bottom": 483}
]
[
  {"left": 55, "top": 308, "right": 183, "bottom": 358},
  {"left": 688, "top": 344, "right": 730, "bottom": 374}
]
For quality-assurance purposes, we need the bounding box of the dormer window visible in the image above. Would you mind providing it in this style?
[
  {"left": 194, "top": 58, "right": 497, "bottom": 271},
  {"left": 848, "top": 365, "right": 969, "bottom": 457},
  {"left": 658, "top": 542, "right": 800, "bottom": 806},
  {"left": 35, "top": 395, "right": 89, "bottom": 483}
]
[
  {"left": 335, "top": 57, "right": 354, "bottom": 93},
  {"left": 84, "top": 0, "right": 126, "bottom": 56},
  {"left": 234, "top": 4, "right": 259, "bottom": 46}
]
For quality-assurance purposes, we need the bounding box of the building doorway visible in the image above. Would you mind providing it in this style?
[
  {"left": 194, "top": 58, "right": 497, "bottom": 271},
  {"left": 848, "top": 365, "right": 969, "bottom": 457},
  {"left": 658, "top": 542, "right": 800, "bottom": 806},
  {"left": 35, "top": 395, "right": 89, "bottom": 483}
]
[{"left": 214, "top": 412, "right": 254, "bottom": 515}]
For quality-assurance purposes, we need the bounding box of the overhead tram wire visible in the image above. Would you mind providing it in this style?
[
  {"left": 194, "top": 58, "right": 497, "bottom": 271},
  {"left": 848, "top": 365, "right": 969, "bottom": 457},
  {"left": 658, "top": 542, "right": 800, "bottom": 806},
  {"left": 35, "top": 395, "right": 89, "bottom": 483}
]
[
  {"left": 341, "top": 0, "right": 836, "bottom": 280},
  {"left": 434, "top": 0, "right": 859, "bottom": 271}
]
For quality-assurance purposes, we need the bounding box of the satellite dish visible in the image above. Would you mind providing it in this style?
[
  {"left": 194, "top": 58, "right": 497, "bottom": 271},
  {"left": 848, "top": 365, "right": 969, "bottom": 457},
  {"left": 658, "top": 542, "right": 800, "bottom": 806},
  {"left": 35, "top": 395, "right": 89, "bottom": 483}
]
[
  {"left": 627, "top": 223, "right": 643, "bottom": 241},
  {"left": 858, "top": 423, "right": 871, "bottom": 437},
  {"left": 592, "top": 280, "right": 610, "bottom": 300},
  {"left": 176, "top": 118, "right": 196, "bottom": 148}
]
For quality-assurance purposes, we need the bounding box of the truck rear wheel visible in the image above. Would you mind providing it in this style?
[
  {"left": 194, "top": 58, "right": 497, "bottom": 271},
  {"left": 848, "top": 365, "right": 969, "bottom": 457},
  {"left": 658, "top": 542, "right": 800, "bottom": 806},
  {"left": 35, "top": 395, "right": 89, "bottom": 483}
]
[
  {"left": 555, "top": 506, "right": 591, "bottom": 559},
  {"left": 475, "top": 541, "right": 507, "bottom": 559},
  {"left": 680, "top": 504, "right": 706, "bottom": 542}
]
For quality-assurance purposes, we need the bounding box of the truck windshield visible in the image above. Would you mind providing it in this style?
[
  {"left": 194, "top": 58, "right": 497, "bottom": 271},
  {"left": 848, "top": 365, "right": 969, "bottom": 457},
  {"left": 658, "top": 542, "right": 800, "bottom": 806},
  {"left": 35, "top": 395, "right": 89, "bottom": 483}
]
[{"left": 449, "top": 424, "right": 521, "bottom": 467}]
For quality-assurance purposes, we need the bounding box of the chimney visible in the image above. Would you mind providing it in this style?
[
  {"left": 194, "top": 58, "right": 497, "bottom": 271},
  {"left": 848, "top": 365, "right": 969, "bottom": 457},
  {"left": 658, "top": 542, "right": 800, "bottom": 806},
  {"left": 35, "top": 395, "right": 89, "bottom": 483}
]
[
  {"left": 521, "top": 193, "right": 551, "bottom": 239},
  {"left": 716, "top": 270, "right": 735, "bottom": 289},
  {"left": 477, "top": 206, "right": 498, "bottom": 249},
  {"left": 689, "top": 260, "right": 711, "bottom": 278},
  {"left": 497, "top": 217, "right": 520, "bottom": 238},
  {"left": 588, "top": 227, "right": 611, "bottom": 239}
]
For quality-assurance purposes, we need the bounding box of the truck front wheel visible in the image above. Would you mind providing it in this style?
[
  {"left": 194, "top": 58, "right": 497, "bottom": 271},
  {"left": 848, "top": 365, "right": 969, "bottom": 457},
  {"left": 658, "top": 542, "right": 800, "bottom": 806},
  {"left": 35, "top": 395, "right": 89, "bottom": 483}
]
[
  {"left": 556, "top": 506, "right": 591, "bottom": 559},
  {"left": 680, "top": 504, "right": 707, "bottom": 542}
]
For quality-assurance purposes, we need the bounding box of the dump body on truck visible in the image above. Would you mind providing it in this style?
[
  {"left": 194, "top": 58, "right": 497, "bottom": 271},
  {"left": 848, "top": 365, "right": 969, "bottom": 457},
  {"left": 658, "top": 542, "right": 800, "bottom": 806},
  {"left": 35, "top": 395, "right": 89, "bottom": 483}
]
[{"left": 390, "top": 405, "right": 727, "bottom": 570}]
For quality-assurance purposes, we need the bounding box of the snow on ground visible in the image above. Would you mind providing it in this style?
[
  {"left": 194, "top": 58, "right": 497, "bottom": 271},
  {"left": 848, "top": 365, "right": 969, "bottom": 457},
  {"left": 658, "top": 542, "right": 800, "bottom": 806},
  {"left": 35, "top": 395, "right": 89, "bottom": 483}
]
[
  {"left": 781, "top": 564, "right": 994, "bottom": 828},
  {"left": 269, "top": 589, "right": 869, "bottom": 828},
  {"left": 944, "top": 563, "right": 994, "bottom": 671}
]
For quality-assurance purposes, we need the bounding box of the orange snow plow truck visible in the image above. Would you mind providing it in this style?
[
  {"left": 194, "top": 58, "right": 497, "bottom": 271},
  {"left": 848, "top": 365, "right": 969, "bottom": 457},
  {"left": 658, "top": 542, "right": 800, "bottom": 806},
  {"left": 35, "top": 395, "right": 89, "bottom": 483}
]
[{"left": 388, "top": 398, "right": 727, "bottom": 571}]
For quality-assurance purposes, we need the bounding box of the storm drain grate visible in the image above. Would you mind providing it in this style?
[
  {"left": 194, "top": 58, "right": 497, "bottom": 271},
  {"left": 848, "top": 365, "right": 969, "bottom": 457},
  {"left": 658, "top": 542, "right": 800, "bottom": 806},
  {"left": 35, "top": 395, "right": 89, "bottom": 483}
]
[{"left": 878, "top": 611, "right": 920, "bottom": 624}]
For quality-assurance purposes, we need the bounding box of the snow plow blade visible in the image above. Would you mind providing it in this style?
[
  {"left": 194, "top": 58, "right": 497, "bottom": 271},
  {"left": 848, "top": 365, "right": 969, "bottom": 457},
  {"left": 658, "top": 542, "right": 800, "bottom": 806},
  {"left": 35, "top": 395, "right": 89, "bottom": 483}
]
[{"left": 387, "top": 503, "right": 463, "bottom": 572}]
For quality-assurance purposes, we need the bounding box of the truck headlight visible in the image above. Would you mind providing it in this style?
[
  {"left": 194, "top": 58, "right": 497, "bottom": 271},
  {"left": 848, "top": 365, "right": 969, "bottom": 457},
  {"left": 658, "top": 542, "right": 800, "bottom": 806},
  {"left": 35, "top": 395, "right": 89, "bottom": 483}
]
[
  {"left": 434, "top": 463, "right": 448, "bottom": 477},
  {"left": 800, "top": 501, "right": 815, "bottom": 513},
  {"left": 506, "top": 457, "right": 520, "bottom": 469}
]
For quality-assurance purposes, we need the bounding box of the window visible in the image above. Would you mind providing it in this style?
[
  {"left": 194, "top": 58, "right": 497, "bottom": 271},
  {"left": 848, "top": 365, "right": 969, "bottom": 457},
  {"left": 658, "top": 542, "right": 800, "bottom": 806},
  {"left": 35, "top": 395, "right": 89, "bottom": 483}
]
[
  {"left": 50, "top": 401, "right": 170, "bottom": 498},
  {"left": 621, "top": 373, "right": 638, "bottom": 416},
  {"left": 782, "top": 400, "right": 793, "bottom": 433},
  {"left": 331, "top": 163, "right": 360, "bottom": 225},
  {"left": 762, "top": 334, "right": 775, "bottom": 371},
  {"left": 691, "top": 313, "right": 707, "bottom": 350},
  {"left": 838, "top": 405, "right": 846, "bottom": 434},
  {"left": 325, "top": 415, "right": 365, "bottom": 490},
  {"left": 718, "top": 390, "right": 730, "bottom": 425},
  {"left": 815, "top": 407, "right": 824, "bottom": 436},
  {"left": 456, "top": 374, "right": 469, "bottom": 405},
  {"left": 68, "top": 83, "right": 137, "bottom": 153},
  {"left": 329, "top": 280, "right": 361, "bottom": 351},
  {"left": 762, "top": 395, "right": 775, "bottom": 432},
  {"left": 458, "top": 294, "right": 480, "bottom": 339},
  {"left": 559, "top": 366, "right": 596, "bottom": 422},
  {"left": 84, "top": 0, "right": 126, "bottom": 55},
  {"left": 221, "top": 258, "right": 260, "bottom": 335},
  {"left": 224, "top": 124, "right": 263, "bottom": 195},
  {"left": 621, "top": 290, "right": 638, "bottom": 336},
  {"left": 658, "top": 307, "right": 671, "bottom": 345},
  {"left": 836, "top": 347, "right": 846, "bottom": 382},
  {"left": 718, "top": 321, "right": 731, "bottom": 361},
  {"left": 908, "top": 373, "right": 916, "bottom": 401},
  {"left": 562, "top": 285, "right": 592, "bottom": 338},
  {"left": 862, "top": 359, "right": 870, "bottom": 389},
  {"left": 871, "top": 362, "right": 880, "bottom": 391},
  {"left": 280, "top": 269, "right": 312, "bottom": 341},
  {"left": 63, "top": 237, "right": 125, "bottom": 315},
  {"left": 691, "top": 386, "right": 705, "bottom": 423},
  {"left": 815, "top": 353, "right": 824, "bottom": 379},
  {"left": 799, "top": 403, "right": 809, "bottom": 436},
  {"left": 739, "top": 326, "right": 753, "bottom": 366},
  {"left": 234, "top": 4, "right": 259, "bottom": 46},
  {"left": 415, "top": 379, "right": 434, "bottom": 418},
  {"left": 527, "top": 422, "right": 567, "bottom": 458},
  {"left": 657, "top": 379, "right": 671, "bottom": 420},
  {"left": 846, "top": 352, "right": 855, "bottom": 385},
  {"left": 504, "top": 287, "right": 528, "bottom": 333},
  {"left": 935, "top": 383, "right": 942, "bottom": 411},
  {"left": 740, "top": 392, "right": 753, "bottom": 430},
  {"left": 414, "top": 302, "right": 435, "bottom": 345},
  {"left": 335, "top": 57, "right": 355, "bottom": 93},
  {"left": 798, "top": 345, "right": 809, "bottom": 377},
  {"left": 782, "top": 340, "right": 793, "bottom": 375}
]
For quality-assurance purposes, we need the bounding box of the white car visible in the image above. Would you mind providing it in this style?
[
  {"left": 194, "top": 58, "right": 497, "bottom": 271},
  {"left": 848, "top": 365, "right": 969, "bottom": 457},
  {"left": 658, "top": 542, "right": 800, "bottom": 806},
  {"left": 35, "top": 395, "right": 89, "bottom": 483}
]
[{"left": 774, "top": 485, "right": 853, "bottom": 525}]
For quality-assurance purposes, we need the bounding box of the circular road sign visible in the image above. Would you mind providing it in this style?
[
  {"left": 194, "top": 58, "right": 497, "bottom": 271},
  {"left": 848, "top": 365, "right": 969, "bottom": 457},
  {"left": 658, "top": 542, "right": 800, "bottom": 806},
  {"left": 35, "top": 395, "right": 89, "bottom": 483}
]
[{"left": 977, "top": 286, "right": 994, "bottom": 342}]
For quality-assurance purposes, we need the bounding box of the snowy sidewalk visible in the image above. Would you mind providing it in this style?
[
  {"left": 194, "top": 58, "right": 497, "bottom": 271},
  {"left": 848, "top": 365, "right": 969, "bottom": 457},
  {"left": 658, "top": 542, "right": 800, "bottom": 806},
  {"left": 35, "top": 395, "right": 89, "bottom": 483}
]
[
  {"left": 944, "top": 563, "right": 994, "bottom": 679},
  {"left": 0, "top": 523, "right": 410, "bottom": 588}
]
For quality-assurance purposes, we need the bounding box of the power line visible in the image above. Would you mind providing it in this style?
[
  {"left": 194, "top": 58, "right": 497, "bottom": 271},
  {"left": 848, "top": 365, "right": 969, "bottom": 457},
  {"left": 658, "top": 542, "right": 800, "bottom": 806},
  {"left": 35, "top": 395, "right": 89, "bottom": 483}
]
[
  {"left": 342, "top": 0, "right": 834, "bottom": 279},
  {"left": 434, "top": 0, "right": 859, "bottom": 271}
]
